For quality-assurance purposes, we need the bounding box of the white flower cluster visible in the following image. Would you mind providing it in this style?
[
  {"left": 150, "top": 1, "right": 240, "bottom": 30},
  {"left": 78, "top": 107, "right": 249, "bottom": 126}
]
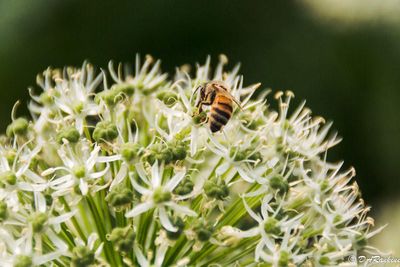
[{"left": 0, "top": 55, "right": 383, "bottom": 266}]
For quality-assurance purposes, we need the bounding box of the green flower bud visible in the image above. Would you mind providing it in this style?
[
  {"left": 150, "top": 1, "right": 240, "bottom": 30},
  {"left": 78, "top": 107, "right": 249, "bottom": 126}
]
[
  {"left": 44, "top": 193, "right": 53, "bottom": 206},
  {"left": 302, "top": 227, "right": 323, "bottom": 239},
  {"left": 354, "top": 234, "right": 367, "bottom": 249},
  {"left": 39, "top": 89, "right": 59, "bottom": 105},
  {"left": 153, "top": 187, "right": 172, "bottom": 203},
  {"left": 93, "top": 121, "right": 118, "bottom": 142},
  {"left": 263, "top": 217, "right": 281, "bottom": 235},
  {"left": 162, "top": 217, "right": 185, "bottom": 240},
  {"left": 72, "top": 246, "right": 95, "bottom": 267},
  {"left": 248, "top": 150, "right": 262, "bottom": 162},
  {"left": 0, "top": 201, "right": 8, "bottom": 221},
  {"left": 333, "top": 214, "right": 346, "bottom": 228},
  {"left": 107, "top": 226, "right": 136, "bottom": 254},
  {"left": 14, "top": 255, "right": 33, "bottom": 267},
  {"left": 74, "top": 102, "right": 84, "bottom": 113},
  {"left": 193, "top": 222, "right": 214, "bottom": 242},
  {"left": 278, "top": 250, "right": 290, "bottom": 267},
  {"left": 29, "top": 212, "right": 48, "bottom": 233},
  {"left": 320, "top": 180, "right": 329, "bottom": 192},
  {"left": 319, "top": 256, "right": 330, "bottom": 265},
  {"left": 269, "top": 175, "right": 289, "bottom": 195},
  {"left": 165, "top": 216, "right": 185, "bottom": 240},
  {"left": 121, "top": 143, "right": 141, "bottom": 162},
  {"left": 174, "top": 128, "right": 191, "bottom": 142},
  {"left": 56, "top": 126, "right": 80, "bottom": 144},
  {"left": 95, "top": 89, "right": 117, "bottom": 106},
  {"left": 6, "top": 118, "right": 29, "bottom": 137},
  {"left": 204, "top": 178, "right": 229, "bottom": 200},
  {"left": 40, "top": 91, "right": 54, "bottom": 105},
  {"left": 157, "top": 91, "right": 178, "bottom": 106},
  {"left": 229, "top": 148, "right": 247, "bottom": 162},
  {"left": 174, "top": 179, "right": 194, "bottom": 196},
  {"left": 113, "top": 83, "right": 134, "bottom": 96},
  {"left": 106, "top": 187, "right": 133, "bottom": 207},
  {"left": 5, "top": 150, "right": 16, "bottom": 166},
  {"left": 73, "top": 166, "right": 86, "bottom": 178},
  {"left": 95, "top": 85, "right": 132, "bottom": 106},
  {"left": 146, "top": 143, "right": 174, "bottom": 164},
  {"left": 172, "top": 142, "right": 187, "bottom": 161},
  {"left": 0, "top": 171, "right": 17, "bottom": 185}
]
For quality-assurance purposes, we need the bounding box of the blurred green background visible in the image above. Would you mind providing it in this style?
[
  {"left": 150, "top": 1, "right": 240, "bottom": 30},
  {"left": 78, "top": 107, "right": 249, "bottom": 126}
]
[{"left": 0, "top": 0, "right": 399, "bottom": 250}]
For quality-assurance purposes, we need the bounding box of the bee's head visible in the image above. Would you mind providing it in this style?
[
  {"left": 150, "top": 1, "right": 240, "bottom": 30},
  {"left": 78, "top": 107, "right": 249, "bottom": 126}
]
[{"left": 208, "top": 80, "right": 229, "bottom": 92}]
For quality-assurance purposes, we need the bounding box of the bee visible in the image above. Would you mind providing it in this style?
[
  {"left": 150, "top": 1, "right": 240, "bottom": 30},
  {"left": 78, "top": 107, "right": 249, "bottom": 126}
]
[{"left": 194, "top": 81, "right": 241, "bottom": 133}]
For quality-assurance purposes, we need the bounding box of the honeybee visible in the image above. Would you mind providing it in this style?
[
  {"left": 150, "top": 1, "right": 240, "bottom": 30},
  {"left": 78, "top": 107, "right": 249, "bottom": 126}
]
[{"left": 194, "top": 81, "right": 241, "bottom": 132}]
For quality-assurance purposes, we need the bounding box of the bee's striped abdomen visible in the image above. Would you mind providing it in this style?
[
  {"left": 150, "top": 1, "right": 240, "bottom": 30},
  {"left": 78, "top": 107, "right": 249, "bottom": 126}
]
[{"left": 209, "top": 96, "right": 233, "bottom": 132}]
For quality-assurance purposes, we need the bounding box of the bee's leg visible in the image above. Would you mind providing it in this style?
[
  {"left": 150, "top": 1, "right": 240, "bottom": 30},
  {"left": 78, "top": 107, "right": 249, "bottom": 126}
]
[{"left": 196, "top": 101, "right": 212, "bottom": 114}]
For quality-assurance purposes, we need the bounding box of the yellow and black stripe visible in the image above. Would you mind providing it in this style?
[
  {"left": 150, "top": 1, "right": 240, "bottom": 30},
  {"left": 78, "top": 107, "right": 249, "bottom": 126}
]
[{"left": 209, "top": 96, "right": 233, "bottom": 132}]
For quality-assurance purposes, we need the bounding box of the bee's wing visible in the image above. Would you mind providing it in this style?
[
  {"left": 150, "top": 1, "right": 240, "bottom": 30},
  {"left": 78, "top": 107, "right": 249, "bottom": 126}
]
[
  {"left": 219, "top": 89, "right": 243, "bottom": 110},
  {"left": 231, "top": 96, "right": 243, "bottom": 110}
]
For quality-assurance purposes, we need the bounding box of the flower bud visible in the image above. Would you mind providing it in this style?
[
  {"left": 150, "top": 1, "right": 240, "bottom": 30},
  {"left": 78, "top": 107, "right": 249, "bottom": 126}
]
[
  {"left": 263, "top": 217, "right": 281, "bottom": 235},
  {"left": 56, "top": 126, "right": 80, "bottom": 144},
  {"left": 229, "top": 148, "right": 246, "bottom": 162},
  {"left": 153, "top": 187, "right": 172, "bottom": 203},
  {"left": 157, "top": 91, "right": 178, "bottom": 106},
  {"left": 6, "top": 118, "right": 29, "bottom": 137},
  {"left": 354, "top": 234, "right": 367, "bottom": 249},
  {"left": 107, "top": 226, "right": 136, "bottom": 254},
  {"left": 0, "top": 201, "right": 8, "bottom": 221},
  {"left": 204, "top": 178, "right": 229, "bottom": 200},
  {"left": 29, "top": 212, "right": 48, "bottom": 233},
  {"left": 146, "top": 143, "right": 173, "bottom": 164},
  {"left": 0, "top": 171, "right": 17, "bottom": 186},
  {"left": 278, "top": 251, "right": 290, "bottom": 267},
  {"left": 5, "top": 150, "right": 16, "bottom": 165},
  {"left": 93, "top": 121, "right": 118, "bottom": 142},
  {"left": 319, "top": 256, "right": 330, "bottom": 265},
  {"left": 95, "top": 85, "right": 132, "bottom": 106},
  {"left": 72, "top": 246, "right": 95, "bottom": 267},
  {"left": 171, "top": 142, "right": 187, "bottom": 161},
  {"left": 120, "top": 143, "right": 141, "bottom": 162},
  {"left": 165, "top": 216, "right": 185, "bottom": 240},
  {"left": 174, "top": 179, "right": 194, "bottom": 196},
  {"left": 113, "top": 83, "right": 134, "bottom": 96},
  {"left": 73, "top": 102, "right": 84, "bottom": 114},
  {"left": 14, "top": 255, "right": 33, "bottom": 267},
  {"left": 95, "top": 90, "right": 118, "bottom": 106},
  {"left": 269, "top": 175, "right": 289, "bottom": 195},
  {"left": 106, "top": 187, "right": 134, "bottom": 208},
  {"left": 39, "top": 89, "right": 59, "bottom": 105},
  {"left": 193, "top": 222, "right": 214, "bottom": 242},
  {"left": 73, "top": 166, "right": 86, "bottom": 179}
]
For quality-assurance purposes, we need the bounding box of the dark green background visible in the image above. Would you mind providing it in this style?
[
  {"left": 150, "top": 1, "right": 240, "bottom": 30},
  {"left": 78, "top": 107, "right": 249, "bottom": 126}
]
[{"left": 1, "top": 0, "right": 399, "bottom": 207}]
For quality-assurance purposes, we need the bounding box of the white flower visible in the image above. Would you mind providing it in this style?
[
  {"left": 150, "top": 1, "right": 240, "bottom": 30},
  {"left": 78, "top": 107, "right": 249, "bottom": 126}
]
[
  {"left": 29, "top": 63, "right": 102, "bottom": 134},
  {"left": 126, "top": 161, "right": 196, "bottom": 232},
  {"left": 44, "top": 141, "right": 117, "bottom": 196}
]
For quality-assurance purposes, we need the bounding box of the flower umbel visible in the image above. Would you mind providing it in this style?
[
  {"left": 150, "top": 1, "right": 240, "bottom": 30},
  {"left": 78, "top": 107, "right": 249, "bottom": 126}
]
[{"left": 0, "top": 55, "right": 384, "bottom": 266}]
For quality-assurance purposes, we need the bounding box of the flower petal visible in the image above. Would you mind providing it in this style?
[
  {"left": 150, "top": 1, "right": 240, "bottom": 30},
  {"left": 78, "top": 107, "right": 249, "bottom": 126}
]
[{"left": 125, "top": 202, "right": 154, "bottom": 218}]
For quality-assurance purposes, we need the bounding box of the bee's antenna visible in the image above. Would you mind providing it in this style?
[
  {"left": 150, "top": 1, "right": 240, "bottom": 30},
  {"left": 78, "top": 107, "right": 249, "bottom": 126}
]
[
  {"left": 192, "top": 85, "right": 202, "bottom": 96},
  {"left": 192, "top": 85, "right": 204, "bottom": 107}
]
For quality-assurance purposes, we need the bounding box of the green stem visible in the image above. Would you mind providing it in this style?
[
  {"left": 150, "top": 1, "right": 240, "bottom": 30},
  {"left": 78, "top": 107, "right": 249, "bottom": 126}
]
[
  {"left": 86, "top": 195, "right": 119, "bottom": 267},
  {"left": 60, "top": 197, "right": 86, "bottom": 242}
]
